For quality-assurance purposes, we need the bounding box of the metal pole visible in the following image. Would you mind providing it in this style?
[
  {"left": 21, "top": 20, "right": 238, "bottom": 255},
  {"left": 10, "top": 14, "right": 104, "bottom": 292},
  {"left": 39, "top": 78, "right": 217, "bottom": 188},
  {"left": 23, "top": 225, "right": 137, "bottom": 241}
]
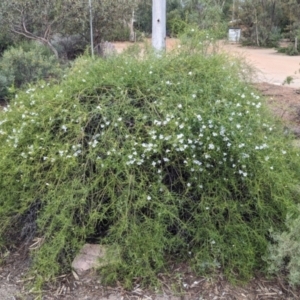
[
  {"left": 152, "top": 0, "right": 166, "bottom": 52},
  {"left": 89, "top": 0, "right": 94, "bottom": 58}
]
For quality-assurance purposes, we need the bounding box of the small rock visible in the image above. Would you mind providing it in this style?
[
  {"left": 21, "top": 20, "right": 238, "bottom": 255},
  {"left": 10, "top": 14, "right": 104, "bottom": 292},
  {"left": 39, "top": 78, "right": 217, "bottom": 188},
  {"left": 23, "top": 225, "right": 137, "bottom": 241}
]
[{"left": 71, "top": 244, "right": 107, "bottom": 275}]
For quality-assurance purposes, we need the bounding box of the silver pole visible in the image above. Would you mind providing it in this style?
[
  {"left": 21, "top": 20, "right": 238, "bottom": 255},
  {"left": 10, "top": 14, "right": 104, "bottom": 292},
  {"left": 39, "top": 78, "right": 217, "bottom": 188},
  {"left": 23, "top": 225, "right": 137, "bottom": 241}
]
[
  {"left": 89, "top": 0, "right": 94, "bottom": 58},
  {"left": 152, "top": 0, "right": 166, "bottom": 52}
]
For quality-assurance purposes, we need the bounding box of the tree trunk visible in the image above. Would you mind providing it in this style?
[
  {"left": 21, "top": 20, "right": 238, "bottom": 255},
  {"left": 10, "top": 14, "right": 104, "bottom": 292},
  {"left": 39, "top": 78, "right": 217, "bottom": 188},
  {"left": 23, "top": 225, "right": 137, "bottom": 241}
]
[
  {"left": 129, "top": 9, "right": 135, "bottom": 42},
  {"left": 255, "top": 9, "right": 260, "bottom": 46},
  {"left": 45, "top": 40, "right": 59, "bottom": 59}
]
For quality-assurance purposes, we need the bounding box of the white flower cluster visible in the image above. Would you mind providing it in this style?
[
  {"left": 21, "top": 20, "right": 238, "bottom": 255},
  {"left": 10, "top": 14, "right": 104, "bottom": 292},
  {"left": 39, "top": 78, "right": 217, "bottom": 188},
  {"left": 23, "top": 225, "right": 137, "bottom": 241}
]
[{"left": 0, "top": 82, "right": 289, "bottom": 195}]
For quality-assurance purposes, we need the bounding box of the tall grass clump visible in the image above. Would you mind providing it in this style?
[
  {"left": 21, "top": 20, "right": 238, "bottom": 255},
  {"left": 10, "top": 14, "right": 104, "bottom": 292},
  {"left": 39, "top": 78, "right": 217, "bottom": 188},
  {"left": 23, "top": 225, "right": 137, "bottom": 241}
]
[{"left": 0, "top": 29, "right": 299, "bottom": 289}]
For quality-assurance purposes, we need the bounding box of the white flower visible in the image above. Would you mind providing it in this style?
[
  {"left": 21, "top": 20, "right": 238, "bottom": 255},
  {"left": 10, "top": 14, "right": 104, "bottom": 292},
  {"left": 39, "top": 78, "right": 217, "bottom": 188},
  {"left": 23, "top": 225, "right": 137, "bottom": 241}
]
[
  {"left": 147, "top": 195, "right": 151, "bottom": 200},
  {"left": 82, "top": 79, "right": 86, "bottom": 82},
  {"left": 178, "top": 104, "right": 182, "bottom": 109},
  {"left": 282, "top": 150, "right": 287, "bottom": 154},
  {"left": 194, "top": 114, "right": 202, "bottom": 120},
  {"left": 192, "top": 94, "right": 196, "bottom": 98},
  {"left": 163, "top": 157, "right": 170, "bottom": 162},
  {"left": 20, "top": 152, "right": 27, "bottom": 158},
  {"left": 208, "top": 143, "right": 215, "bottom": 150},
  {"left": 187, "top": 183, "right": 191, "bottom": 187},
  {"left": 61, "top": 125, "right": 67, "bottom": 132}
]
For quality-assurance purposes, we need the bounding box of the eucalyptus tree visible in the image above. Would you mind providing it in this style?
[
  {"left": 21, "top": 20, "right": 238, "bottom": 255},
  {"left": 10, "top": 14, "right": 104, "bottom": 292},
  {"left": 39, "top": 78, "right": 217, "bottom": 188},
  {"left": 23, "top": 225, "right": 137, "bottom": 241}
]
[
  {"left": 281, "top": 0, "right": 300, "bottom": 41},
  {"left": 238, "top": 0, "right": 284, "bottom": 46},
  {"left": 0, "top": 0, "right": 137, "bottom": 59},
  {"left": 182, "top": 0, "right": 230, "bottom": 29}
]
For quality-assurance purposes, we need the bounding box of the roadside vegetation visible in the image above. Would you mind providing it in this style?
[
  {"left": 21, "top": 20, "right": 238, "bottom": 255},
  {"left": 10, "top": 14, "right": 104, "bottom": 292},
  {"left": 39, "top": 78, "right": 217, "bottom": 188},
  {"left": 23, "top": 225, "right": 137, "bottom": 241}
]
[
  {"left": 1, "top": 0, "right": 300, "bottom": 294},
  {"left": 0, "top": 27, "right": 300, "bottom": 291}
]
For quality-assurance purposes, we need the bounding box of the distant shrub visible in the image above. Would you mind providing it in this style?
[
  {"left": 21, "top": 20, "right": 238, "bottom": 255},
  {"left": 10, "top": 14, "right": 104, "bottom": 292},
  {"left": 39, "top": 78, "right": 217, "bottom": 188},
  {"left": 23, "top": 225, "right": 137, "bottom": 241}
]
[
  {"left": 52, "top": 35, "right": 88, "bottom": 60},
  {"left": 0, "top": 29, "right": 299, "bottom": 291},
  {"left": 167, "top": 9, "right": 187, "bottom": 37},
  {"left": 266, "top": 27, "right": 282, "bottom": 48},
  {"left": 104, "top": 25, "right": 131, "bottom": 42},
  {"left": 0, "top": 42, "right": 61, "bottom": 90},
  {"left": 280, "top": 45, "right": 299, "bottom": 56},
  {"left": 0, "top": 33, "right": 14, "bottom": 57}
]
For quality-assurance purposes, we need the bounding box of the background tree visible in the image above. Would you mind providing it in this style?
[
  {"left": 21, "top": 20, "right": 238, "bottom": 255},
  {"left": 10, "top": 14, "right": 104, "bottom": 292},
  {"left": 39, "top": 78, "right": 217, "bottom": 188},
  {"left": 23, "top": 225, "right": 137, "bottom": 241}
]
[
  {"left": 239, "top": 0, "right": 284, "bottom": 47},
  {"left": 281, "top": 0, "right": 300, "bottom": 42},
  {"left": 135, "top": 0, "right": 232, "bottom": 37},
  {"left": 0, "top": 0, "right": 137, "bottom": 59}
]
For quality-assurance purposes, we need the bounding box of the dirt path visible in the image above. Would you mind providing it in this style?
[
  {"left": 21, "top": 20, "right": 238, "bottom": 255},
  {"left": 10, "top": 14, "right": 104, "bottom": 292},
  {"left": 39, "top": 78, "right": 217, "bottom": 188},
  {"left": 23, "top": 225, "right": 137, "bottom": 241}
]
[
  {"left": 221, "top": 42, "right": 300, "bottom": 88},
  {"left": 114, "top": 38, "right": 300, "bottom": 88}
]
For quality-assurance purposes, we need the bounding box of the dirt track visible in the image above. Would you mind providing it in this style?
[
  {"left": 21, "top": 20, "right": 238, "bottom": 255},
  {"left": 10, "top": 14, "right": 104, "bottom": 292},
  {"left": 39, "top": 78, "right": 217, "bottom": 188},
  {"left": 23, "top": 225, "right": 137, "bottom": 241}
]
[
  {"left": 222, "top": 42, "right": 300, "bottom": 88},
  {"left": 114, "top": 38, "right": 300, "bottom": 88}
]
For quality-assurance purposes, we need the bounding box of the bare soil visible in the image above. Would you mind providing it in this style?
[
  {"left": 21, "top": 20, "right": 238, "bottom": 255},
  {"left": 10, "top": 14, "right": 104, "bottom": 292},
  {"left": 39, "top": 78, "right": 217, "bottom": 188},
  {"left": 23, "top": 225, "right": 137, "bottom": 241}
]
[{"left": 2, "top": 40, "right": 300, "bottom": 299}]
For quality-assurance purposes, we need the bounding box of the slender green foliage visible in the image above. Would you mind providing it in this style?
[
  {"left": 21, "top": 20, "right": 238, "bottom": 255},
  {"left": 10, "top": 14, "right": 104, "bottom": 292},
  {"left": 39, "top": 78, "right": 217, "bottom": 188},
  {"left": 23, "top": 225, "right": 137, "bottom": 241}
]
[{"left": 0, "top": 29, "right": 299, "bottom": 290}]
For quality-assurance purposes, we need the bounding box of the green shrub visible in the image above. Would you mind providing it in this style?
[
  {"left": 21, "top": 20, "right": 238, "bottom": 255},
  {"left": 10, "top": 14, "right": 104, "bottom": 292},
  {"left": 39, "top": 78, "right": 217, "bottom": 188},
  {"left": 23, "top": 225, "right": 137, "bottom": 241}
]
[
  {"left": 0, "top": 42, "right": 62, "bottom": 90},
  {"left": 104, "top": 25, "right": 131, "bottom": 42},
  {"left": 277, "top": 46, "right": 288, "bottom": 54},
  {"left": 0, "top": 31, "right": 299, "bottom": 290},
  {"left": 277, "top": 45, "right": 299, "bottom": 56},
  {"left": 267, "top": 27, "right": 282, "bottom": 48},
  {"left": 51, "top": 35, "right": 88, "bottom": 60},
  {"left": 0, "top": 73, "right": 9, "bottom": 99},
  {"left": 267, "top": 206, "right": 300, "bottom": 286},
  {"left": 285, "top": 45, "right": 299, "bottom": 56},
  {"left": 0, "top": 33, "right": 14, "bottom": 57},
  {"left": 167, "top": 9, "right": 187, "bottom": 37}
]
